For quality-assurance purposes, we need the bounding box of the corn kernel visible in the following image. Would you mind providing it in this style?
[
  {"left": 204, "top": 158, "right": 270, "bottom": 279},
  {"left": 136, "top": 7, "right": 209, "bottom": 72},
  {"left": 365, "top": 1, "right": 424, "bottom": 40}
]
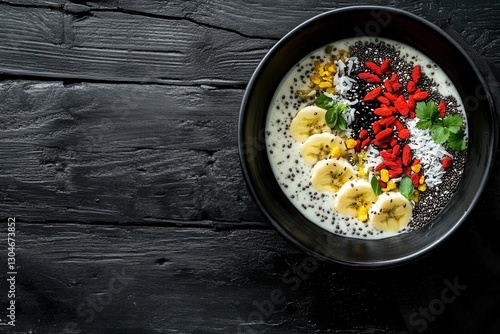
[
  {"left": 418, "top": 183, "right": 427, "bottom": 192},
  {"left": 386, "top": 180, "right": 397, "bottom": 191},
  {"left": 411, "top": 190, "right": 420, "bottom": 203},
  {"left": 318, "top": 81, "right": 333, "bottom": 88},
  {"left": 346, "top": 139, "right": 357, "bottom": 149},
  {"left": 310, "top": 75, "right": 321, "bottom": 85},
  {"left": 419, "top": 175, "right": 425, "bottom": 185},
  {"left": 356, "top": 205, "right": 368, "bottom": 222},
  {"left": 326, "top": 87, "right": 336, "bottom": 94},
  {"left": 411, "top": 163, "right": 421, "bottom": 173},
  {"left": 380, "top": 169, "right": 389, "bottom": 183},
  {"left": 358, "top": 165, "right": 367, "bottom": 177},
  {"left": 330, "top": 146, "right": 341, "bottom": 159}
]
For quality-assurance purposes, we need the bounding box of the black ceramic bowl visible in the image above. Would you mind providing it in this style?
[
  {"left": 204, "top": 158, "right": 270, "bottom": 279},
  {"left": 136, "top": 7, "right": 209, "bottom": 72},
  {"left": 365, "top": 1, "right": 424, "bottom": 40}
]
[{"left": 238, "top": 6, "right": 497, "bottom": 268}]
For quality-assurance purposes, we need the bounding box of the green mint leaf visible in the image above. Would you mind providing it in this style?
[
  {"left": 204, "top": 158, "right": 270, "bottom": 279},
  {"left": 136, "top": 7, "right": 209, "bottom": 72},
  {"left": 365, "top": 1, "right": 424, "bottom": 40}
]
[
  {"left": 336, "top": 114, "right": 347, "bottom": 131},
  {"left": 448, "top": 130, "right": 466, "bottom": 151},
  {"left": 415, "top": 102, "right": 430, "bottom": 120},
  {"left": 370, "top": 175, "right": 381, "bottom": 196},
  {"left": 416, "top": 101, "right": 439, "bottom": 122},
  {"left": 416, "top": 119, "right": 432, "bottom": 130},
  {"left": 325, "top": 107, "right": 338, "bottom": 128},
  {"left": 431, "top": 124, "right": 450, "bottom": 144},
  {"left": 399, "top": 176, "right": 415, "bottom": 200},
  {"left": 443, "top": 115, "right": 463, "bottom": 134},
  {"left": 315, "top": 94, "right": 335, "bottom": 109}
]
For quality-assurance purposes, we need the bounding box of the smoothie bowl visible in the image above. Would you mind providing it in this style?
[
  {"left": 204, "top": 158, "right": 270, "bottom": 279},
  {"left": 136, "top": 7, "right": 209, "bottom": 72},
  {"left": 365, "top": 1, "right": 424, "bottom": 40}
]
[{"left": 238, "top": 6, "right": 497, "bottom": 267}]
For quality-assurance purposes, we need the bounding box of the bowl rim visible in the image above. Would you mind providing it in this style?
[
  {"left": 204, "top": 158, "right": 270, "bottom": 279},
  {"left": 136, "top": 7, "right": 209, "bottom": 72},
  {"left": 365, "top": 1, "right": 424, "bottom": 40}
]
[{"left": 238, "top": 5, "right": 498, "bottom": 268}]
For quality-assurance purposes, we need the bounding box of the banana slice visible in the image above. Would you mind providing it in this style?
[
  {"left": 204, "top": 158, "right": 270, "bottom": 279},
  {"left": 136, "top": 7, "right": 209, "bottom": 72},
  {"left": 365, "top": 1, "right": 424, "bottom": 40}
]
[
  {"left": 310, "top": 158, "right": 356, "bottom": 193},
  {"left": 369, "top": 192, "right": 412, "bottom": 232},
  {"left": 290, "top": 106, "right": 331, "bottom": 143},
  {"left": 300, "top": 133, "right": 347, "bottom": 166},
  {"left": 334, "top": 179, "right": 376, "bottom": 222}
]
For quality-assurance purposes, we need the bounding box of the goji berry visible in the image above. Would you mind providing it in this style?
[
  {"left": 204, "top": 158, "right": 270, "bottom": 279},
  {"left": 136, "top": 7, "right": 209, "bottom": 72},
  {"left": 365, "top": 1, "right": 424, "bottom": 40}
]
[
  {"left": 394, "top": 119, "right": 405, "bottom": 131},
  {"left": 372, "top": 122, "right": 382, "bottom": 134},
  {"left": 402, "top": 145, "right": 411, "bottom": 166},
  {"left": 412, "top": 89, "right": 429, "bottom": 101},
  {"left": 392, "top": 82, "right": 403, "bottom": 92},
  {"left": 390, "top": 138, "right": 398, "bottom": 147},
  {"left": 377, "top": 96, "right": 391, "bottom": 105},
  {"left": 404, "top": 166, "right": 412, "bottom": 176},
  {"left": 412, "top": 65, "right": 421, "bottom": 84},
  {"left": 407, "top": 81, "right": 417, "bottom": 94},
  {"left": 358, "top": 72, "right": 381, "bottom": 83},
  {"left": 359, "top": 129, "right": 368, "bottom": 140},
  {"left": 398, "top": 128, "right": 411, "bottom": 140},
  {"left": 383, "top": 92, "right": 398, "bottom": 102},
  {"left": 394, "top": 95, "right": 409, "bottom": 116},
  {"left": 389, "top": 168, "right": 403, "bottom": 179},
  {"left": 381, "top": 151, "right": 394, "bottom": 160},
  {"left": 380, "top": 59, "right": 390, "bottom": 73},
  {"left": 384, "top": 79, "right": 393, "bottom": 93},
  {"left": 411, "top": 173, "right": 420, "bottom": 187},
  {"left": 379, "top": 116, "right": 396, "bottom": 126},
  {"left": 412, "top": 159, "right": 420, "bottom": 166},
  {"left": 442, "top": 156, "right": 452, "bottom": 169},
  {"left": 392, "top": 144, "right": 401, "bottom": 156},
  {"left": 355, "top": 139, "right": 361, "bottom": 152},
  {"left": 409, "top": 111, "right": 416, "bottom": 119},
  {"left": 385, "top": 159, "right": 402, "bottom": 170},
  {"left": 365, "top": 61, "right": 383, "bottom": 75},
  {"left": 376, "top": 128, "right": 393, "bottom": 140},
  {"left": 378, "top": 179, "right": 387, "bottom": 188},
  {"left": 363, "top": 87, "right": 383, "bottom": 101},
  {"left": 390, "top": 73, "right": 399, "bottom": 85},
  {"left": 361, "top": 138, "right": 371, "bottom": 147},
  {"left": 375, "top": 162, "right": 386, "bottom": 171},
  {"left": 438, "top": 101, "right": 446, "bottom": 118},
  {"left": 374, "top": 107, "right": 393, "bottom": 116},
  {"left": 407, "top": 95, "right": 416, "bottom": 111}
]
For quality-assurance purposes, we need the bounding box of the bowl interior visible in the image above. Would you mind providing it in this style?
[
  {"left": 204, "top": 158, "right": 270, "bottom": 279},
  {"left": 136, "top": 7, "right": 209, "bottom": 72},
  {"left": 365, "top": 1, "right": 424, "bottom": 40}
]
[{"left": 239, "top": 6, "right": 497, "bottom": 267}]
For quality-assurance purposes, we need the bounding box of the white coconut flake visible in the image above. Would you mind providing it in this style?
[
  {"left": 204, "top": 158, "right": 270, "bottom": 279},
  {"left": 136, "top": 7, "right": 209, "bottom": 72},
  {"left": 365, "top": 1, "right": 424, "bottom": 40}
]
[{"left": 406, "top": 118, "right": 451, "bottom": 187}]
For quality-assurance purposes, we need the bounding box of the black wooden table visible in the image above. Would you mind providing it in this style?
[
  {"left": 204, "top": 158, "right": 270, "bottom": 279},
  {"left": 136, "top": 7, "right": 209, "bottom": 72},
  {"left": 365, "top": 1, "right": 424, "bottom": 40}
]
[{"left": 1, "top": 1, "right": 499, "bottom": 333}]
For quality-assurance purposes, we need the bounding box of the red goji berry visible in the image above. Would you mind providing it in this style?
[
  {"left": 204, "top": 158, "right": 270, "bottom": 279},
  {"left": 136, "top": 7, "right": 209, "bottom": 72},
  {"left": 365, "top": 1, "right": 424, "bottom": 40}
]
[
  {"left": 394, "top": 95, "right": 409, "bottom": 116},
  {"left": 358, "top": 72, "right": 381, "bottom": 83},
  {"left": 409, "top": 111, "right": 416, "bottom": 119},
  {"left": 376, "top": 128, "right": 393, "bottom": 140},
  {"left": 407, "top": 95, "right": 416, "bottom": 111},
  {"left": 377, "top": 96, "right": 391, "bottom": 105},
  {"left": 390, "top": 138, "right": 398, "bottom": 147},
  {"left": 407, "top": 81, "right": 417, "bottom": 94},
  {"left": 402, "top": 145, "right": 411, "bottom": 166},
  {"left": 355, "top": 139, "right": 361, "bottom": 152},
  {"left": 404, "top": 166, "right": 412, "bottom": 176},
  {"left": 361, "top": 138, "right": 371, "bottom": 147},
  {"left": 375, "top": 162, "right": 386, "bottom": 171},
  {"left": 438, "top": 101, "right": 446, "bottom": 118},
  {"left": 390, "top": 73, "right": 399, "bottom": 85},
  {"left": 380, "top": 59, "right": 390, "bottom": 73},
  {"left": 359, "top": 129, "right": 368, "bottom": 140},
  {"left": 383, "top": 79, "right": 393, "bottom": 93},
  {"left": 372, "top": 122, "right": 382, "bottom": 134},
  {"left": 412, "top": 89, "right": 429, "bottom": 101},
  {"left": 381, "top": 151, "right": 394, "bottom": 160},
  {"left": 389, "top": 168, "right": 403, "bottom": 179},
  {"left": 398, "top": 128, "right": 411, "bottom": 140},
  {"left": 374, "top": 107, "right": 393, "bottom": 116},
  {"left": 385, "top": 159, "right": 402, "bottom": 170},
  {"left": 363, "top": 86, "right": 383, "bottom": 101},
  {"left": 392, "top": 144, "right": 401, "bottom": 156},
  {"left": 412, "top": 159, "right": 420, "bottom": 166},
  {"left": 383, "top": 92, "right": 398, "bottom": 102},
  {"left": 365, "top": 61, "right": 383, "bottom": 75},
  {"left": 411, "top": 173, "right": 420, "bottom": 187},
  {"left": 412, "top": 65, "right": 421, "bottom": 84},
  {"left": 379, "top": 116, "right": 396, "bottom": 127},
  {"left": 394, "top": 119, "right": 405, "bottom": 131},
  {"left": 378, "top": 179, "right": 387, "bottom": 188},
  {"left": 442, "top": 156, "right": 452, "bottom": 169},
  {"left": 392, "top": 82, "right": 403, "bottom": 92}
]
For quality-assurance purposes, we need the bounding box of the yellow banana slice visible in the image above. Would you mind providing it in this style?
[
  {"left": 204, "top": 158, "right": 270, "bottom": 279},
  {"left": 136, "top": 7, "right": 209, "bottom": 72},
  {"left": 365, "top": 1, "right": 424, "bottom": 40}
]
[
  {"left": 334, "top": 179, "right": 376, "bottom": 222},
  {"left": 310, "top": 158, "right": 356, "bottom": 193},
  {"left": 369, "top": 192, "right": 412, "bottom": 232},
  {"left": 300, "top": 133, "right": 347, "bottom": 166},
  {"left": 289, "top": 106, "right": 331, "bottom": 143}
]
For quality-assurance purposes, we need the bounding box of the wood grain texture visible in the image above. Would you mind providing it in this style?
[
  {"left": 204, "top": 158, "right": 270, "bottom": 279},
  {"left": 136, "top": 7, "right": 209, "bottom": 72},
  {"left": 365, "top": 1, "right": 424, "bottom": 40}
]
[
  {"left": 0, "top": 81, "right": 265, "bottom": 224},
  {"left": 2, "top": 221, "right": 500, "bottom": 334}
]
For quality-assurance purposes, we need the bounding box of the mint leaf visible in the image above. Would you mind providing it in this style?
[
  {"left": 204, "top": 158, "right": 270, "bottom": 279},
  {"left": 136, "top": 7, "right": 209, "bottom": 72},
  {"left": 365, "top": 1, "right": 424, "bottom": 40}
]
[
  {"left": 416, "top": 101, "right": 439, "bottom": 123},
  {"left": 336, "top": 114, "right": 347, "bottom": 131},
  {"left": 315, "top": 94, "right": 334, "bottom": 109},
  {"left": 371, "top": 175, "right": 381, "bottom": 196},
  {"left": 325, "top": 108, "right": 338, "bottom": 128},
  {"left": 443, "top": 115, "right": 463, "bottom": 134},
  {"left": 448, "top": 130, "right": 466, "bottom": 151},
  {"left": 431, "top": 124, "right": 450, "bottom": 144},
  {"left": 399, "top": 176, "right": 415, "bottom": 200},
  {"left": 416, "top": 119, "right": 432, "bottom": 130}
]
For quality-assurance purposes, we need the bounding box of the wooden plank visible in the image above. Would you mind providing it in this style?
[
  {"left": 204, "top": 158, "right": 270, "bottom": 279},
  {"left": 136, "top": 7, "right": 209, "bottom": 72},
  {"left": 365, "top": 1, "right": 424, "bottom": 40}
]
[
  {"left": 0, "top": 81, "right": 265, "bottom": 224},
  {"left": 2, "top": 222, "right": 499, "bottom": 333},
  {"left": 0, "top": 1, "right": 498, "bottom": 85}
]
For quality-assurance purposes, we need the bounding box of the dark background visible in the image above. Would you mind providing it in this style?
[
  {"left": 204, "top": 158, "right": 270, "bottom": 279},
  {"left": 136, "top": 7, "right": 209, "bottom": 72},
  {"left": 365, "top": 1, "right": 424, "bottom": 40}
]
[{"left": 0, "top": 1, "right": 499, "bottom": 333}]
